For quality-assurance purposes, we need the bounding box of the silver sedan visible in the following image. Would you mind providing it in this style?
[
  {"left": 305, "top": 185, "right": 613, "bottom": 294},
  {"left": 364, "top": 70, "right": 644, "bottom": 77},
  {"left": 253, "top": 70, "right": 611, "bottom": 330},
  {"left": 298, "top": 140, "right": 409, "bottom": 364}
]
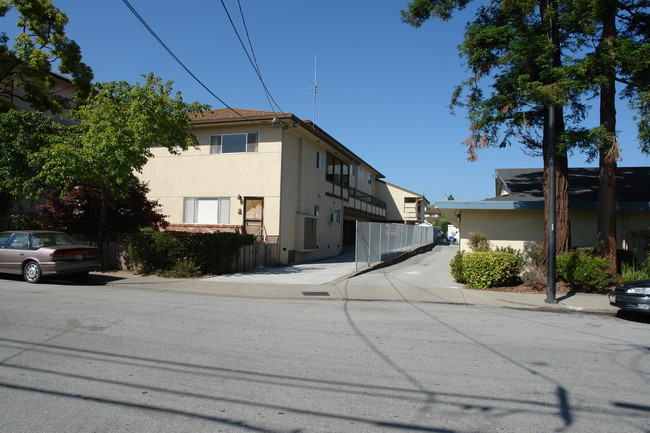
[{"left": 0, "top": 230, "right": 102, "bottom": 283}]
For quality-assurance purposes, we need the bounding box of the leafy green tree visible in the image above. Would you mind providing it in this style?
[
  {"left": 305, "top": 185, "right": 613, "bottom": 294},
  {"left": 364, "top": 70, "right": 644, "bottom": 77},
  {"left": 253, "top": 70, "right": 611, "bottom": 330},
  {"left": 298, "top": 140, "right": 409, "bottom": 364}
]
[
  {"left": 570, "top": 0, "right": 650, "bottom": 270},
  {"left": 402, "top": 0, "right": 576, "bottom": 259},
  {"left": 0, "top": 0, "right": 93, "bottom": 112},
  {"left": 433, "top": 213, "right": 450, "bottom": 234},
  {"left": 29, "top": 73, "right": 209, "bottom": 245}
]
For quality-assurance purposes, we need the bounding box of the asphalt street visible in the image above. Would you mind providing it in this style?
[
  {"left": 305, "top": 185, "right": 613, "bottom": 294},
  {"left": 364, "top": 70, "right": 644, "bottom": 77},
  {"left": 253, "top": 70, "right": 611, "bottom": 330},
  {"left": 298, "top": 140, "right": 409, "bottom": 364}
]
[{"left": 1, "top": 275, "right": 648, "bottom": 433}]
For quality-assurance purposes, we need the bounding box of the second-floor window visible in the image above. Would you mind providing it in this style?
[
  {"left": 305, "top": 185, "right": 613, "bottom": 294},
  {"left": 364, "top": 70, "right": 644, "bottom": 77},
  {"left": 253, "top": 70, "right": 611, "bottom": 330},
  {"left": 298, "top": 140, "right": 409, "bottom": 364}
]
[{"left": 210, "top": 133, "right": 259, "bottom": 154}]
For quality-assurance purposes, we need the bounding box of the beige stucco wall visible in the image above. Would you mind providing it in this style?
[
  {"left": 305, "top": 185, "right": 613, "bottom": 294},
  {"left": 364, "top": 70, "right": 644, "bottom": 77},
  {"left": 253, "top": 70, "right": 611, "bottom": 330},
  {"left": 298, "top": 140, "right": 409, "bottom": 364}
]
[
  {"left": 375, "top": 182, "right": 425, "bottom": 223},
  {"left": 139, "top": 123, "right": 283, "bottom": 236},
  {"left": 139, "top": 122, "right": 371, "bottom": 264},
  {"left": 449, "top": 208, "right": 649, "bottom": 259},
  {"left": 279, "top": 130, "right": 346, "bottom": 263}
]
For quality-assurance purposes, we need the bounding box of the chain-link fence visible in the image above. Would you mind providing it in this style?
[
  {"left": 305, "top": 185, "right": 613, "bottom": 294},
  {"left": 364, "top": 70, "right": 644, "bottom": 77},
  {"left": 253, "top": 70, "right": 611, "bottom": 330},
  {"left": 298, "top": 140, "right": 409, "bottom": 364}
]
[{"left": 355, "top": 222, "right": 435, "bottom": 271}]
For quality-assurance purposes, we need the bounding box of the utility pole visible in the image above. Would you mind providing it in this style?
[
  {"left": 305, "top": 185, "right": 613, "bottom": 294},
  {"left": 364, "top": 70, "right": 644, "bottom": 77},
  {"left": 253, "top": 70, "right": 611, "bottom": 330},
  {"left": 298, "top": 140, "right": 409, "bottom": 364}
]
[{"left": 545, "top": 0, "right": 558, "bottom": 304}]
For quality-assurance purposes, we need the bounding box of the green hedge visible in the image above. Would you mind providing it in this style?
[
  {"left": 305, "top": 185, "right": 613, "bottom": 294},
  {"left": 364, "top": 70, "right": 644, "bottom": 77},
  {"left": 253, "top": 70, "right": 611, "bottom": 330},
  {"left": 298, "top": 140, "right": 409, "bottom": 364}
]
[
  {"left": 556, "top": 250, "right": 612, "bottom": 292},
  {"left": 450, "top": 251, "right": 466, "bottom": 284},
  {"left": 462, "top": 251, "right": 519, "bottom": 289},
  {"left": 126, "top": 228, "right": 255, "bottom": 276}
]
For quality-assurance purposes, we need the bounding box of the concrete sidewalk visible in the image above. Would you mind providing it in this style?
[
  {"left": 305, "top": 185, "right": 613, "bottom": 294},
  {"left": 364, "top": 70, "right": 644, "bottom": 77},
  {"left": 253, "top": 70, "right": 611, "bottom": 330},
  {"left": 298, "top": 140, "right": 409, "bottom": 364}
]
[{"left": 99, "top": 245, "right": 618, "bottom": 315}]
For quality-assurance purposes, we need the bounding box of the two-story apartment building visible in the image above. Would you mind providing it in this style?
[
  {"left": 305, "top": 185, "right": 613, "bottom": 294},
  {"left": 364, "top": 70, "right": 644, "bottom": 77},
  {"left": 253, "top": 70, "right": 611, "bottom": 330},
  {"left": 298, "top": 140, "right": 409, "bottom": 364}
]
[
  {"left": 375, "top": 180, "right": 429, "bottom": 224},
  {"left": 138, "top": 108, "right": 389, "bottom": 264}
]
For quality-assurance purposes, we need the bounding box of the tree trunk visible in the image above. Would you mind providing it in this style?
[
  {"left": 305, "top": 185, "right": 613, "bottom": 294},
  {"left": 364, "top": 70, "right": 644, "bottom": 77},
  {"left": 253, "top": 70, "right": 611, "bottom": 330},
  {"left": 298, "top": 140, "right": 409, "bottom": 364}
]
[
  {"left": 97, "top": 189, "right": 109, "bottom": 271},
  {"left": 597, "top": 0, "right": 618, "bottom": 274}
]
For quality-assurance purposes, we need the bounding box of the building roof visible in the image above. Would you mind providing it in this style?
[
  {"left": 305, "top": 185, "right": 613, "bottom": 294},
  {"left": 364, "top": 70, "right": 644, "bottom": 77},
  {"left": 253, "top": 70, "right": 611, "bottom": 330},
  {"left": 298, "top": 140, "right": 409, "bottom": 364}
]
[
  {"left": 491, "top": 167, "right": 650, "bottom": 203},
  {"left": 190, "top": 108, "right": 384, "bottom": 179},
  {"left": 437, "top": 167, "right": 650, "bottom": 211}
]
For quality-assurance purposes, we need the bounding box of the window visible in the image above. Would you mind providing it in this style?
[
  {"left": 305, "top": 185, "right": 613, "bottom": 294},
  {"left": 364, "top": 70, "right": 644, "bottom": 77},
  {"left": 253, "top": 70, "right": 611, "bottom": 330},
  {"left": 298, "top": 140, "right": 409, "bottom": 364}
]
[
  {"left": 326, "top": 153, "right": 344, "bottom": 185},
  {"left": 183, "top": 197, "right": 230, "bottom": 224},
  {"left": 210, "top": 133, "right": 259, "bottom": 154},
  {"left": 329, "top": 208, "right": 341, "bottom": 224},
  {"left": 316, "top": 151, "right": 322, "bottom": 170},
  {"left": 314, "top": 204, "right": 320, "bottom": 221},
  {"left": 368, "top": 174, "right": 373, "bottom": 184},
  {"left": 350, "top": 165, "right": 356, "bottom": 176},
  {"left": 358, "top": 167, "right": 364, "bottom": 180}
]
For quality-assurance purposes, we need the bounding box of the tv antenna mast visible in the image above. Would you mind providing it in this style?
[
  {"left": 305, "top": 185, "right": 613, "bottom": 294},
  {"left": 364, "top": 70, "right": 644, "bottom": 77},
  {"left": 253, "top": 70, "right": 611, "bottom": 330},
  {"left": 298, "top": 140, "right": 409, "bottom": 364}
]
[{"left": 312, "top": 55, "right": 318, "bottom": 124}]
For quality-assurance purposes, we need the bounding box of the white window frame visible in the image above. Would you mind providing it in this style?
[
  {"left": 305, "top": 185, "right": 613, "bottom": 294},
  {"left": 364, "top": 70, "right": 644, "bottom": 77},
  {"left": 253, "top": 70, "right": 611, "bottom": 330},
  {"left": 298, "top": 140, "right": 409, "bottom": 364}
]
[
  {"left": 316, "top": 151, "right": 323, "bottom": 170},
  {"left": 183, "top": 197, "right": 230, "bottom": 224},
  {"left": 210, "top": 133, "right": 259, "bottom": 154}
]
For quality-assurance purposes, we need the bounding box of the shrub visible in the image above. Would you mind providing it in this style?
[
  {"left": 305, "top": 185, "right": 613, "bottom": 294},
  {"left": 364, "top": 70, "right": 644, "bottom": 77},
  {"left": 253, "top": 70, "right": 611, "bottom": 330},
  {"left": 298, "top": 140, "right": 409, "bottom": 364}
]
[
  {"left": 621, "top": 262, "right": 650, "bottom": 282},
  {"left": 462, "top": 251, "right": 519, "bottom": 289},
  {"left": 467, "top": 232, "right": 490, "bottom": 252},
  {"left": 495, "top": 245, "right": 527, "bottom": 275},
  {"left": 521, "top": 266, "right": 547, "bottom": 291},
  {"left": 450, "top": 250, "right": 466, "bottom": 283},
  {"left": 523, "top": 242, "right": 544, "bottom": 268},
  {"left": 126, "top": 228, "right": 255, "bottom": 276},
  {"left": 159, "top": 257, "right": 202, "bottom": 278},
  {"left": 556, "top": 250, "right": 612, "bottom": 292}
]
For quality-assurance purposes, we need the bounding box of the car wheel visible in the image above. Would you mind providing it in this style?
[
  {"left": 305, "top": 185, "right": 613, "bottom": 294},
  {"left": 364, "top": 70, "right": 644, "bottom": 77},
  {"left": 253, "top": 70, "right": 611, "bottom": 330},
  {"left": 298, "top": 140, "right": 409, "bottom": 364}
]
[{"left": 23, "top": 261, "right": 42, "bottom": 284}]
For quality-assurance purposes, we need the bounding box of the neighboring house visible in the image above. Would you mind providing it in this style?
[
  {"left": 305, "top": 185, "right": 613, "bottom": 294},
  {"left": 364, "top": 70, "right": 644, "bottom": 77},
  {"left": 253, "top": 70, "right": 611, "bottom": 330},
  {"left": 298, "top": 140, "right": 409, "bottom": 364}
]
[
  {"left": 424, "top": 207, "right": 441, "bottom": 225},
  {"left": 0, "top": 71, "right": 78, "bottom": 125},
  {"left": 375, "top": 180, "right": 429, "bottom": 224},
  {"left": 139, "top": 108, "right": 394, "bottom": 264},
  {"left": 436, "top": 167, "right": 650, "bottom": 259}
]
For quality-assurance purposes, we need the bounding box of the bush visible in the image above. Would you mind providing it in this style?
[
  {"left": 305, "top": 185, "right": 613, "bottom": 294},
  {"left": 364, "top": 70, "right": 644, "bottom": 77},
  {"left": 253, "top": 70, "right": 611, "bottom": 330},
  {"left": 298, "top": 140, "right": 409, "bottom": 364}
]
[
  {"left": 450, "top": 251, "right": 466, "bottom": 283},
  {"left": 467, "top": 232, "right": 490, "bottom": 252},
  {"left": 159, "top": 257, "right": 202, "bottom": 278},
  {"left": 556, "top": 250, "right": 612, "bottom": 292},
  {"left": 621, "top": 262, "right": 650, "bottom": 282},
  {"left": 521, "top": 266, "right": 547, "bottom": 291},
  {"left": 495, "top": 245, "right": 527, "bottom": 275},
  {"left": 126, "top": 228, "right": 255, "bottom": 276},
  {"left": 462, "top": 251, "right": 519, "bottom": 289}
]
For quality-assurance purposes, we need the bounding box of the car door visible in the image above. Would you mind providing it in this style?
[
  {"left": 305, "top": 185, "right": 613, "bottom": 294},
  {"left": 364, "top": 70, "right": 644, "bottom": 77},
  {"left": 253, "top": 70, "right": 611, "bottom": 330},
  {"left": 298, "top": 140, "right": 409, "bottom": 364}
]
[
  {"left": 0, "top": 232, "right": 13, "bottom": 272},
  {"left": 1, "top": 233, "right": 30, "bottom": 274}
]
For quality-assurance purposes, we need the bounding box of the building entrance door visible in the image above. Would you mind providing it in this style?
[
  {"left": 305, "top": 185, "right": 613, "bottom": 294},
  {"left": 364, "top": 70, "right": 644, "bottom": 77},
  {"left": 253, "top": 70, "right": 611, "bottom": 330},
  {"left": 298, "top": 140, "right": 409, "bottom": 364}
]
[{"left": 244, "top": 197, "right": 264, "bottom": 239}]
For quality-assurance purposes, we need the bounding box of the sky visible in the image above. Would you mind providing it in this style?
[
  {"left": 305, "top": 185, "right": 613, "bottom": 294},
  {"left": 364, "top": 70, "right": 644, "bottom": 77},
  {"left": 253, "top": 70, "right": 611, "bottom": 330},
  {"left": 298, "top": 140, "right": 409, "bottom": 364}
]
[{"left": 6, "top": 0, "right": 648, "bottom": 202}]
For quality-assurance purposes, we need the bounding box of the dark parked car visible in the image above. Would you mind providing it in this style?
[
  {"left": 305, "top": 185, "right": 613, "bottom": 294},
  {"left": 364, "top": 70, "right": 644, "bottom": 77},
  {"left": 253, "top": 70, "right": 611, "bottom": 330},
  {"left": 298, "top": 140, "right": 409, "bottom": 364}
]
[
  {"left": 0, "top": 230, "right": 101, "bottom": 283},
  {"left": 609, "top": 280, "right": 650, "bottom": 315}
]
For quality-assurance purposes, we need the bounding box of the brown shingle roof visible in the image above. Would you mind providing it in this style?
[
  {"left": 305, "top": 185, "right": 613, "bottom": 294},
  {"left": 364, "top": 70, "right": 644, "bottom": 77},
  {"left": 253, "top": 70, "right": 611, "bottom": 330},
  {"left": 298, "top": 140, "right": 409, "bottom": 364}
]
[{"left": 191, "top": 108, "right": 293, "bottom": 123}]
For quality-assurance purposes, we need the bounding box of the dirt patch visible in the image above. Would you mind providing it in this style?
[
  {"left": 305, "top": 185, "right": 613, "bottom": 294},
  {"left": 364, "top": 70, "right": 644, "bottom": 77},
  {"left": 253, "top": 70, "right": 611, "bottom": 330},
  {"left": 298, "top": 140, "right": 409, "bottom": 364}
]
[{"left": 478, "top": 281, "right": 573, "bottom": 296}]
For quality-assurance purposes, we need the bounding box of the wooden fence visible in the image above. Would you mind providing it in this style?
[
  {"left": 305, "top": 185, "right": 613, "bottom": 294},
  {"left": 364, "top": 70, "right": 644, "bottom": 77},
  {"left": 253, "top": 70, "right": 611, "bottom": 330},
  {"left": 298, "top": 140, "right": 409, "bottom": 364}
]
[{"left": 95, "top": 240, "right": 281, "bottom": 274}]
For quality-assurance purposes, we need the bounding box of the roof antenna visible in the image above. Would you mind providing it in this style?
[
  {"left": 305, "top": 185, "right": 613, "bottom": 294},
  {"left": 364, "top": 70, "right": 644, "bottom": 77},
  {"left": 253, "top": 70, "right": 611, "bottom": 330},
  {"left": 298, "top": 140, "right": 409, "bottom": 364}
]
[{"left": 312, "top": 55, "right": 317, "bottom": 126}]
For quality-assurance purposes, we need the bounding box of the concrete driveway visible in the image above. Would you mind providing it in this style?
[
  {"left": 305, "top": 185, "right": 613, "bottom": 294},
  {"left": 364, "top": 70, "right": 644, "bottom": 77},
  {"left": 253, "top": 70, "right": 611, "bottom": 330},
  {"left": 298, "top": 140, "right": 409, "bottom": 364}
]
[
  {"left": 205, "top": 248, "right": 358, "bottom": 285},
  {"left": 205, "top": 245, "right": 458, "bottom": 287}
]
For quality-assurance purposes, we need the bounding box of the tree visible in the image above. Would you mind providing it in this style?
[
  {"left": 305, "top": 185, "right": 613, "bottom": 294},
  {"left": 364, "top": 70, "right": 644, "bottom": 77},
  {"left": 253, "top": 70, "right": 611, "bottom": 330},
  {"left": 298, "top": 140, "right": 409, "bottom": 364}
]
[
  {"left": 0, "top": 109, "right": 60, "bottom": 216},
  {"left": 37, "top": 179, "right": 168, "bottom": 237},
  {"left": 563, "top": 0, "right": 650, "bottom": 272},
  {"left": 28, "top": 73, "right": 209, "bottom": 245},
  {"left": 402, "top": 0, "right": 577, "bottom": 261},
  {"left": 0, "top": 0, "right": 93, "bottom": 113}
]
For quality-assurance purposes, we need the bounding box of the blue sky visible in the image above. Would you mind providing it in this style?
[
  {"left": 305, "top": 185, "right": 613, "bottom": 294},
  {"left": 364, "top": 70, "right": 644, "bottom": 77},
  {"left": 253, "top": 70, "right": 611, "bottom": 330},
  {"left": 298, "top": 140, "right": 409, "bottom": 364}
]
[{"left": 11, "top": 0, "right": 648, "bottom": 202}]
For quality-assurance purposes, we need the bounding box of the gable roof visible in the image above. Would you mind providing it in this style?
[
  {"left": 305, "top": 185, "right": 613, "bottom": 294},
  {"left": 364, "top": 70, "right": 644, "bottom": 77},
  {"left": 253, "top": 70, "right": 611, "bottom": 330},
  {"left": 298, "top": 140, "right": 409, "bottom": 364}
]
[
  {"left": 437, "top": 166, "right": 650, "bottom": 212},
  {"left": 190, "top": 108, "right": 384, "bottom": 179},
  {"left": 491, "top": 167, "right": 650, "bottom": 203}
]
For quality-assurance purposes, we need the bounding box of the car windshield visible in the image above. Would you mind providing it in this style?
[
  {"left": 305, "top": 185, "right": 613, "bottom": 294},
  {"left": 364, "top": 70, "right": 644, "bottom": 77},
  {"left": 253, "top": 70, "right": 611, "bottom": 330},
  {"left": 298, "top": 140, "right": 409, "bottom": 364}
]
[{"left": 31, "top": 233, "right": 81, "bottom": 248}]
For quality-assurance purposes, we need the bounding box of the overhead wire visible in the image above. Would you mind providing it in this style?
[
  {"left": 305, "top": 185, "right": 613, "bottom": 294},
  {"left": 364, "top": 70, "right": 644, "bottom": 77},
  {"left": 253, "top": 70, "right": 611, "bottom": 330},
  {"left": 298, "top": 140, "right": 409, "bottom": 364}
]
[
  {"left": 121, "top": 0, "right": 252, "bottom": 121},
  {"left": 220, "top": 0, "right": 284, "bottom": 114}
]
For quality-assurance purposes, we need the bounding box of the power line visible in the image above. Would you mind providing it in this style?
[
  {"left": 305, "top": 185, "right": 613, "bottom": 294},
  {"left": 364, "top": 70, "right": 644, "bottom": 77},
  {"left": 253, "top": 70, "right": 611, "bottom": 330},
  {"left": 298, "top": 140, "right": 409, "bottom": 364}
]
[
  {"left": 121, "top": 0, "right": 250, "bottom": 121},
  {"left": 220, "top": 0, "right": 284, "bottom": 113}
]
